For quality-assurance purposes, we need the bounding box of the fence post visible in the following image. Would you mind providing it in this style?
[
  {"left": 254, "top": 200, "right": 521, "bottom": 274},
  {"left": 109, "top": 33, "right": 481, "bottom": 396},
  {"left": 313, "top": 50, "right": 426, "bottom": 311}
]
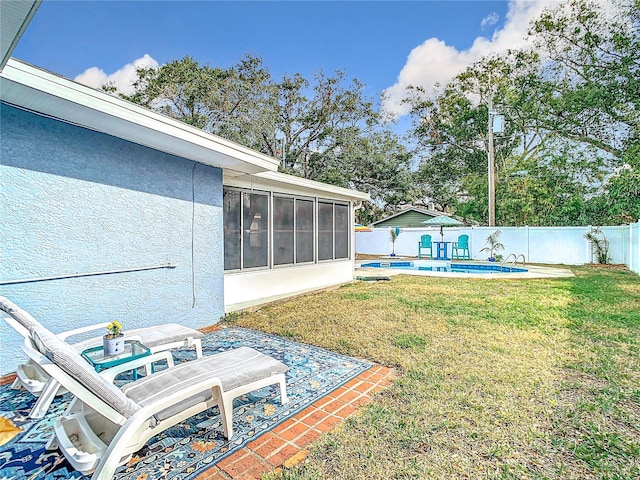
[
  {"left": 627, "top": 222, "right": 633, "bottom": 270},
  {"left": 631, "top": 220, "right": 640, "bottom": 274},
  {"left": 470, "top": 225, "right": 475, "bottom": 259},
  {"left": 637, "top": 220, "right": 640, "bottom": 274}
]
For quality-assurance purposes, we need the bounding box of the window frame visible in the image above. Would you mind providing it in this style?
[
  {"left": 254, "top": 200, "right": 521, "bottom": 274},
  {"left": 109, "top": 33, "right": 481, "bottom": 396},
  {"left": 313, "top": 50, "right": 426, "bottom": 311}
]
[{"left": 223, "top": 187, "right": 351, "bottom": 272}]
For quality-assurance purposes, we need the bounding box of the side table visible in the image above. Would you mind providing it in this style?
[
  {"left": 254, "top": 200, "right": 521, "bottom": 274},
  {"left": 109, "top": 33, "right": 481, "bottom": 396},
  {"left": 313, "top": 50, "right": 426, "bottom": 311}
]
[{"left": 82, "top": 340, "right": 151, "bottom": 375}]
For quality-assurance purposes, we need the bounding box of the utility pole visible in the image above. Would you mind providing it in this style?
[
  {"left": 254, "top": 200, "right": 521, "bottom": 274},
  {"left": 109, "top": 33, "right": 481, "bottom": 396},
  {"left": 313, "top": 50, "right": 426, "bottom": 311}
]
[{"left": 487, "top": 95, "right": 496, "bottom": 227}]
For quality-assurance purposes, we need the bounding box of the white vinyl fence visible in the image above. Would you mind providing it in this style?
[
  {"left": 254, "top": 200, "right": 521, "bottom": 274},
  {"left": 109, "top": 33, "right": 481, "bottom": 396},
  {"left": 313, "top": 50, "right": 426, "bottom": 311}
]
[
  {"left": 631, "top": 221, "right": 640, "bottom": 274},
  {"left": 356, "top": 220, "right": 640, "bottom": 275}
]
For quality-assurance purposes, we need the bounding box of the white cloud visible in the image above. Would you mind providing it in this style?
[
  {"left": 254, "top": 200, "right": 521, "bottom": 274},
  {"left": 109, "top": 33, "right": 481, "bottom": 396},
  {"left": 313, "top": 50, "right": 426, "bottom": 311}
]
[
  {"left": 74, "top": 54, "right": 159, "bottom": 95},
  {"left": 481, "top": 12, "right": 500, "bottom": 29},
  {"left": 382, "top": 0, "right": 558, "bottom": 119}
]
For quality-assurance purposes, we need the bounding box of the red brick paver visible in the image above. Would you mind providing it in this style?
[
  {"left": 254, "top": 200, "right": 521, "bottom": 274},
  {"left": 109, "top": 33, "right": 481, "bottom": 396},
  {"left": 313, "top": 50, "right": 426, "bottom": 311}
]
[
  {"left": 0, "top": 373, "right": 17, "bottom": 386},
  {"left": 203, "top": 364, "right": 395, "bottom": 479}
]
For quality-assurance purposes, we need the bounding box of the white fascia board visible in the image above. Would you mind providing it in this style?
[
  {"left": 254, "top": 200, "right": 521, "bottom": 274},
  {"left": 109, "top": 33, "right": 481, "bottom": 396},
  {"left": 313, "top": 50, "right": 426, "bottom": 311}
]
[
  {"left": 1, "top": 1, "right": 41, "bottom": 71},
  {"left": 224, "top": 170, "right": 370, "bottom": 202},
  {"left": 0, "top": 59, "right": 279, "bottom": 174}
]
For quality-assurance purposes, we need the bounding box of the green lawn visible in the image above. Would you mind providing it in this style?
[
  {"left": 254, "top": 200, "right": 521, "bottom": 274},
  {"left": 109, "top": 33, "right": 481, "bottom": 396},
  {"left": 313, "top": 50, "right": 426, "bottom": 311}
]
[{"left": 227, "top": 265, "right": 640, "bottom": 480}]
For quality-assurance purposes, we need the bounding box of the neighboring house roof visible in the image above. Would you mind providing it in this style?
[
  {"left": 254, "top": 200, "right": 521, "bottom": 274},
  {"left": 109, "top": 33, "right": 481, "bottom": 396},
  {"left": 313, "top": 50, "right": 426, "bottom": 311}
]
[{"left": 371, "top": 207, "right": 443, "bottom": 227}]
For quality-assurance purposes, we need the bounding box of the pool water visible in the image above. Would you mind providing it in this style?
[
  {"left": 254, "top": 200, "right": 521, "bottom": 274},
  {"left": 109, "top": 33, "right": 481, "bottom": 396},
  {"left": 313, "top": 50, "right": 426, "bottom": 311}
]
[{"left": 359, "top": 261, "right": 528, "bottom": 274}]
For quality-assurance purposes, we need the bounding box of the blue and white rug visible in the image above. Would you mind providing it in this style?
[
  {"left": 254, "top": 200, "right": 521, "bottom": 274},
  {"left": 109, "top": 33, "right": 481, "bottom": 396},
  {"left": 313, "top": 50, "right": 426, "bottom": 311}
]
[{"left": 0, "top": 327, "right": 371, "bottom": 479}]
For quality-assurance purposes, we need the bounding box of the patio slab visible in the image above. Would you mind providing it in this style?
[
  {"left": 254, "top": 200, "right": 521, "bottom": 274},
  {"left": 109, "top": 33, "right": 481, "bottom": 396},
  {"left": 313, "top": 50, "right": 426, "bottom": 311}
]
[{"left": 0, "top": 327, "right": 396, "bottom": 479}]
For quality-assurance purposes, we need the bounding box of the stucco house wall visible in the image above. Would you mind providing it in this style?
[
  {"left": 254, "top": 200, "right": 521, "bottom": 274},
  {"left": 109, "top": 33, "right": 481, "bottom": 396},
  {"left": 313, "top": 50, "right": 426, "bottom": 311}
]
[
  {"left": 0, "top": 6, "right": 369, "bottom": 377},
  {"left": 0, "top": 104, "right": 225, "bottom": 373}
]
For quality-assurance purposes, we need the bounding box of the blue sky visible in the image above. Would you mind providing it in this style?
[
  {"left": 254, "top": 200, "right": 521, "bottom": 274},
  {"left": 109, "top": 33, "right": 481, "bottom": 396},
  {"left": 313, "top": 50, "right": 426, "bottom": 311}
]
[{"left": 13, "top": 1, "right": 554, "bottom": 119}]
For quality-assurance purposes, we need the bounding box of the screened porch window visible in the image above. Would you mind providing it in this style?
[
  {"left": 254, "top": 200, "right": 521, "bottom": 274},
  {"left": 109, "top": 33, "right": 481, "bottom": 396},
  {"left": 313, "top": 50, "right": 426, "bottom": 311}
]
[
  {"left": 223, "top": 188, "right": 350, "bottom": 271},
  {"left": 318, "top": 201, "right": 350, "bottom": 261},
  {"left": 295, "top": 199, "right": 314, "bottom": 263},
  {"left": 243, "top": 191, "right": 269, "bottom": 268},
  {"left": 223, "top": 190, "right": 241, "bottom": 270},
  {"left": 335, "top": 203, "right": 349, "bottom": 259},
  {"left": 318, "top": 201, "right": 334, "bottom": 261},
  {"left": 274, "top": 196, "right": 294, "bottom": 266}
]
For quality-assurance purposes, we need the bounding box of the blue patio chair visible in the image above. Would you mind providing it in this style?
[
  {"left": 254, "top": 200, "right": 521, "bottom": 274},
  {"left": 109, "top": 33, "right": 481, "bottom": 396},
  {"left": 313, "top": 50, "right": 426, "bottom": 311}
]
[
  {"left": 451, "top": 234, "right": 471, "bottom": 260},
  {"left": 418, "top": 234, "right": 433, "bottom": 259}
]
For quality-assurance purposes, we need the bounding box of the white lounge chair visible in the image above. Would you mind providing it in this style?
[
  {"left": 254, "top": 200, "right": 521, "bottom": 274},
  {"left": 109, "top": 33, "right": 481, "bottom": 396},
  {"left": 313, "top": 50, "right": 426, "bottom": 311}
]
[
  {"left": 1, "top": 296, "right": 203, "bottom": 418},
  {"left": 20, "top": 319, "right": 289, "bottom": 479}
]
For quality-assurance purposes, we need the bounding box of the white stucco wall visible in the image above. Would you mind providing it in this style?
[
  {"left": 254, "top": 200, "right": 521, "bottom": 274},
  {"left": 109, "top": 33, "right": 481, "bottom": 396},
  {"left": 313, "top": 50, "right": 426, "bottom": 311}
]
[
  {"left": 224, "top": 260, "right": 354, "bottom": 312},
  {"left": 1, "top": 104, "right": 225, "bottom": 375}
]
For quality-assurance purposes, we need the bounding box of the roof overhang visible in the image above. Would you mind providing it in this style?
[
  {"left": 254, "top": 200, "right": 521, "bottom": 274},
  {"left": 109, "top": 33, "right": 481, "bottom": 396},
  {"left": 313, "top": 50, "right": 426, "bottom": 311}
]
[
  {"left": 0, "top": 0, "right": 41, "bottom": 72},
  {"left": 224, "top": 170, "right": 370, "bottom": 203},
  {"left": 1, "top": 59, "right": 280, "bottom": 175}
]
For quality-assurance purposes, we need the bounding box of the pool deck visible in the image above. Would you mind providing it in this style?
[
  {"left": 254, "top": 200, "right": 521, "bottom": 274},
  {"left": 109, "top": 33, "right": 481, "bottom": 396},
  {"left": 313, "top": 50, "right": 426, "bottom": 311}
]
[{"left": 355, "top": 259, "right": 575, "bottom": 279}]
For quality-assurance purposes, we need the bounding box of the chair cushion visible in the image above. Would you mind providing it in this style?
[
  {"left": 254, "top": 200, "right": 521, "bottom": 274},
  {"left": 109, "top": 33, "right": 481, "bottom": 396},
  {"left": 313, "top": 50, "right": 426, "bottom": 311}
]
[
  {"left": 122, "top": 347, "right": 288, "bottom": 422},
  {"left": 31, "top": 326, "right": 140, "bottom": 419},
  {"left": 127, "top": 324, "right": 204, "bottom": 347},
  {"left": 0, "top": 296, "right": 42, "bottom": 332},
  {"left": 71, "top": 324, "right": 203, "bottom": 352}
]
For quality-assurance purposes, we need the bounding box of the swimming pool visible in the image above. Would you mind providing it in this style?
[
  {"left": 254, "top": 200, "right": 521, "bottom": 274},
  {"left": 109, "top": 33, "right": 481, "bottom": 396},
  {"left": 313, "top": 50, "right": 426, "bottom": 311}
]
[{"left": 359, "top": 260, "right": 528, "bottom": 274}]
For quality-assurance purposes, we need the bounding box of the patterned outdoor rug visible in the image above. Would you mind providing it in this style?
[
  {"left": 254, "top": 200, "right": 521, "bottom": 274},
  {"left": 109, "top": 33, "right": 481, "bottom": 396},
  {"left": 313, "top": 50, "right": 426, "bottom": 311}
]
[{"left": 0, "top": 327, "right": 371, "bottom": 479}]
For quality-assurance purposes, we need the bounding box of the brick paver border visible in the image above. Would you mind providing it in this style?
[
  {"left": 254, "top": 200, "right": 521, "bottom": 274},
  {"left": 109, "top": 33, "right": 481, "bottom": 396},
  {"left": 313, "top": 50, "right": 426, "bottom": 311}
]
[
  {"left": 194, "top": 364, "right": 396, "bottom": 479},
  {"left": 0, "top": 365, "right": 396, "bottom": 480}
]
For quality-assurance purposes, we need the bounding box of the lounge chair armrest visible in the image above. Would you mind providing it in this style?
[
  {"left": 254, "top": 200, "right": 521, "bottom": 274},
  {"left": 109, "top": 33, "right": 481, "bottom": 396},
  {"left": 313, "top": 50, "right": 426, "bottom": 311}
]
[
  {"left": 57, "top": 322, "right": 111, "bottom": 341},
  {"left": 100, "top": 351, "right": 175, "bottom": 382}
]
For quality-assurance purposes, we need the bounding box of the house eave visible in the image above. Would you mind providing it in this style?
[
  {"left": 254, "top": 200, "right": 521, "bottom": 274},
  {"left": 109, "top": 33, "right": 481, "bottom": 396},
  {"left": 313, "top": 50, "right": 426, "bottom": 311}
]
[
  {"left": 224, "top": 170, "right": 370, "bottom": 202},
  {"left": 0, "top": 58, "right": 280, "bottom": 175},
  {"left": 0, "top": 1, "right": 41, "bottom": 72}
]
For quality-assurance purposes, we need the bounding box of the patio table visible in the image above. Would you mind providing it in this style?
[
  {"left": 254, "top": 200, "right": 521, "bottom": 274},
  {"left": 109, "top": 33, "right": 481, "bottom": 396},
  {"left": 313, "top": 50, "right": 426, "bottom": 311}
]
[{"left": 433, "top": 241, "right": 452, "bottom": 260}]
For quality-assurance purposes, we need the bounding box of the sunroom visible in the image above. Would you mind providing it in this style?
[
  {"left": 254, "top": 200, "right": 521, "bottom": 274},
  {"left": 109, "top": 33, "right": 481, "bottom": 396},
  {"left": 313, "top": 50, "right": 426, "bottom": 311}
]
[{"left": 223, "top": 171, "right": 368, "bottom": 312}]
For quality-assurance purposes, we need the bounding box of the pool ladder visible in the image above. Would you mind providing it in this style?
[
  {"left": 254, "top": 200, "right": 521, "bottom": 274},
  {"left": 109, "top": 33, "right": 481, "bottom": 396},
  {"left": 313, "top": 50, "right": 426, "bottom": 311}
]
[{"left": 501, "top": 253, "right": 526, "bottom": 271}]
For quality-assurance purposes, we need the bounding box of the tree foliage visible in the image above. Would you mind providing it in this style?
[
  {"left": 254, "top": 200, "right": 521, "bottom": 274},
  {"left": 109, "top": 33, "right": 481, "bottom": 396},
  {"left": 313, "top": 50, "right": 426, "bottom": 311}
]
[
  {"left": 117, "top": 57, "right": 414, "bottom": 223},
  {"left": 531, "top": 0, "right": 639, "bottom": 157},
  {"left": 109, "top": 0, "right": 638, "bottom": 226},
  {"left": 405, "top": 0, "right": 639, "bottom": 226},
  {"left": 530, "top": 0, "right": 640, "bottom": 224},
  {"left": 122, "top": 54, "right": 276, "bottom": 151}
]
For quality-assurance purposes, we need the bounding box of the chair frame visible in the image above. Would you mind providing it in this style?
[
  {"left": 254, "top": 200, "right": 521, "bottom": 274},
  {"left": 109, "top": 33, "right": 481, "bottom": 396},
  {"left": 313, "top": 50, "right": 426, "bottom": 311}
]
[
  {"left": 3, "top": 301, "right": 203, "bottom": 419},
  {"left": 451, "top": 235, "right": 471, "bottom": 260},
  {"left": 418, "top": 234, "right": 433, "bottom": 259},
  {"left": 2, "top": 296, "right": 288, "bottom": 478},
  {"left": 21, "top": 333, "right": 288, "bottom": 479}
]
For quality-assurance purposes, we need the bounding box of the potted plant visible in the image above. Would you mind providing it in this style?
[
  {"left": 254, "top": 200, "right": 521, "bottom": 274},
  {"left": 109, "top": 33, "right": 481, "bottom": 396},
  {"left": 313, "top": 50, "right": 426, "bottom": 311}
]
[
  {"left": 103, "top": 321, "right": 124, "bottom": 356},
  {"left": 389, "top": 227, "right": 401, "bottom": 257},
  {"left": 480, "top": 229, "right": 505, "bottom": 262}
]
